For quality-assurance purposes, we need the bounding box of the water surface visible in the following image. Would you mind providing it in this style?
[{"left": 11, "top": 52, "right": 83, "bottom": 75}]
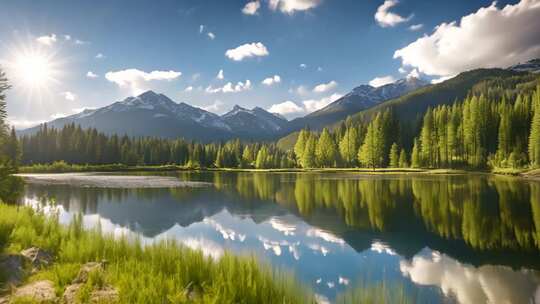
[{"left": 20, "top": 172, "right": 540, "bottom": 303}]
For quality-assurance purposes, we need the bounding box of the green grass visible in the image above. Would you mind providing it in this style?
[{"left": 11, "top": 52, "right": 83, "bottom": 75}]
[
  {"left": 19, "top": 161, "right": 191, "bottom": 174},
  {"left": 335, "top": 281, "right": 415, "bottom": 304},
  {"left": 0, "top": 203, "right": 313, "bottom": 303}
]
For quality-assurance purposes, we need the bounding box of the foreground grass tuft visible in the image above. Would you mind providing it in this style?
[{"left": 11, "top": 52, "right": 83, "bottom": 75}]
[{"left": 0, "top": 203, "right": 313, "bottom": 303}]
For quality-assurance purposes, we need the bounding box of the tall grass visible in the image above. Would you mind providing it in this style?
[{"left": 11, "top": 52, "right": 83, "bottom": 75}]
[{"left": 0, "top": 203, "right": 313, "bottom": 303}]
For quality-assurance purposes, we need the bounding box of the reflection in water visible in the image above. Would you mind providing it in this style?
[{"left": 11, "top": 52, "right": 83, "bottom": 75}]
[{"left": 21, "top": 172, "right": 540, "bottom": 303}]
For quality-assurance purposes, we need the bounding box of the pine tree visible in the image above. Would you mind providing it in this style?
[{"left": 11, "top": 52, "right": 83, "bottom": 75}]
[
  {"left": 358, "top": 115, "right": 383, "bottom": 170},
  {"left": 529, "top": 86, "right": 540, "bottom": 167},
  {"left": 4, "top": 127, "right": 20, "bottom": 168},
  {"left": 301, "top": 135, "right": 317, "bottom": 168},
  {"left": 411, "top": 138, "right": 421, "bottom": 168},
  {"left": 398, "top": 149, "right": 409, "bottom": 168},
  {"left": 255, "top": 146, "right": 269, "bottom": 169},
  {"left": 0, "top": 69, "right": 10, "bottom": 140},
  {"left": 389, "top": 143, "right": 399, "bottom": 168},
  {"left": 294, "top": 129, "right": 308, "bottom": 163},
  {"left": 316, "top": 128, "right": 338, "bottom": 167},
  {"left": 339, "top": 126, "right": 359, "bottom": 167}
]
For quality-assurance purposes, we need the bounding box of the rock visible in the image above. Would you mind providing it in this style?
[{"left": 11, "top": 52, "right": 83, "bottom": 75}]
[
  {"left": 62, "top": 283, "right": 82, "bottom": 304},
  {"left": 20, "top": 247, "right": 53, "bottom": 269},
  {"left": 0, "top": 254, "right": 25, "bottom": 287},
  {"left": 72, "top": 261, "right": 106, "bottom": 284},
  {"left": 62, "top": 284, "right": 118, "bottom": 304},
  {"left": 11, "top": 280, "right": 57, "bottom": 303}
]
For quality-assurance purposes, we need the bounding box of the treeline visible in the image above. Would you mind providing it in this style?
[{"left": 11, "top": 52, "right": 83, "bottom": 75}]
[
  {"left": 294, "top": 86, "right": 540, "bottom": 169},
  {"left": 20, "top": 124, "right": 295, "bottom": 169}
]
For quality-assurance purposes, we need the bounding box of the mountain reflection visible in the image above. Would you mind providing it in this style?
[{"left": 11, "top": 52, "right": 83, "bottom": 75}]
[{"left": 21, "top": 172, "right": 540, "bottom": 303}]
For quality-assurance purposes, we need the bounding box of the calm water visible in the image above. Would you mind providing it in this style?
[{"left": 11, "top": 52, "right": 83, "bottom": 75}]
[{"left": 19, "top": 172, "right": 540, "bottom": 303}]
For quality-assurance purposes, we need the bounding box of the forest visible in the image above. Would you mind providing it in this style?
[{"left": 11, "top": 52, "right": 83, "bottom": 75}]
[{"left": 17, "top": 85, "right": 540, "bottom": 171}]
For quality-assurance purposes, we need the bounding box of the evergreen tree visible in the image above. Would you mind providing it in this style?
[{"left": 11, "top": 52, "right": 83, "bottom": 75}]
[
  {"left": 529, "top": 86, "right": 540, "bottom": 167},
  {"left": 389, "top": 143, "right": 399, "bottom": 168},
  {"left": 411, "top": 138, "right": 421, "bottom": 168},
  {"left": 0, "top": 69, "right": 10, "bottom": 139},
  {"left": 398, "top": 149, "right": 409, "bottom": 168},
  {"left": 294, "top": 129, "right": 308, "bottom": 163},
  {"left": 4, "top": 127, "right": 21, "bottom": 167},
  {"left": 358, "top": 115, "right": 383, "bottom": 170},
  {"left": 316, "top": 128, "right": 338, "bottom": 167},
  {"left": 339, "top": 126, "right": 359, "bottom": 167},
  {"left": 301, "top": 135, "right": 317, "bottom": 168},
  {"left": 255, "top": 146, "right": 269, "bottom": 169}
]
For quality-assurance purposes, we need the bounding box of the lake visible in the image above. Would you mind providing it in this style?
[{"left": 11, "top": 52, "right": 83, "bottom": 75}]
[{"left": 18, "top": 172, "right": 540, "bottom": 303}]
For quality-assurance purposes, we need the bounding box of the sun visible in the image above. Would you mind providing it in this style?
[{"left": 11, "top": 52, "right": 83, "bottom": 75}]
[{"left": 13, "top": 51, "right": 53, "bottom": 89}]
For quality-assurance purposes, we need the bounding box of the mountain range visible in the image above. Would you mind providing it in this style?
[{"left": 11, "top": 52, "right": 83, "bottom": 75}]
[
  {"left": 21, "top": 58, "right": 540, "bottom": 142},
  {"left": 21, "top": 77, "right": 427, "bottom": 141}
]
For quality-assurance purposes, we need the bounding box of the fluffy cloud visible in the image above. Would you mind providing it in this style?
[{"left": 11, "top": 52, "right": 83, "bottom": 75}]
[
  {"left": 74, "top": 39, "right": 88, "bottom": 45},
  {"left": 299, "top": 63, "right": 307, "bottom": 69},
  {"left": 242, "top": 1, "right": 261, "bottom": 15},
  {"left": 225, "top": 42, "right": 269, "bottom": 61},
  {"left": 64, "top": 35, "right": 71, "bottom": 41},
  {"left": 184, "top": 86, "right": 194, "bottom": 92},
  {"left": 199, "top": 25, "right": 205, "bottom": 33},
  {"left": 409, "top": 23, "right": 423, "bottom": 31},
  {"left": 375, "top": 0, "right": 412, "bottom": 27},
  {"left": 313, "top": 80, "right": 338, "bottom": 93},
  {"left": 205, "top": 80, "right": 252, "bottom": 93},
  {"left": 105, "top": 69, "right": 181, "bottom": 95},
  {"left": 303, "top": 93, "right": 343, "bottom": 112},
  {"left": 86, "top": 71, "right": 98, "bottom": 78},
  {"left": 394, "top": 0, "right": 540, "bottom": 77},
  {"left": 407, "top": 68, "right": 420, "bottom": 79},
  {"left": 369, "top": 75, "right": 396, "bottom": 87},
  {"left": 268, "top": 0, "right": 321, "bottom": 14},
  {"left": 217, "top": 69, "right": 224, "bottom": 80},
  {"left": 262, "top": 75, "right": 281, "bottom": 86},
  {"left": 61, "top": 91, "right": 77, "bottom": 101},
  {"left": 95, "top": 53, "right": 105, "bottom": 59},
  {"left": 268, "top": 101, "right": 303, "bottom": 115},
  {"left": 207, "top": 32, "right": 215, "bottom": 40},
  {"left": 36, "top": 34, "right": 57, "bottom": 46},
  {"left": 7, "top": 117, "right": 46, "bottom": 129},
  {"left": 202, "top": 100, "right": 225, "bottom": 113}
]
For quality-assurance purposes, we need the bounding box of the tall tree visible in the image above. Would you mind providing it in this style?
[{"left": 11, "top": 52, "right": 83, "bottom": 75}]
[
  {"left": 389, "top": 143, "right": 399, "bottom": 168},
  {"left": 316, "top": 128, "right": 338, "bottom": 167},
  {"left": 529, "top": 86, "right": 540, "bottom": 167},
  {"left": 339, "top": 126, "right": 359, "bottom": 167},
  {"left": 294, "top": 129, "right": 308, "bottom": 163},
  {"left": 301, "top": 135, "right": 317, "bottom": 168}
]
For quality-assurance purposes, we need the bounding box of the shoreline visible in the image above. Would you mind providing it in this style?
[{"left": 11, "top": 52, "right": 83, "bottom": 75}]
[{"left": 16, "top": 163, "right": 540, "bottom": 181}]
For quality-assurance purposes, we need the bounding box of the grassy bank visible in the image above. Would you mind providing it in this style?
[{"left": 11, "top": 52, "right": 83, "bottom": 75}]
[{"left": 0, "top": 203, "right": 313, "bottom": 303}]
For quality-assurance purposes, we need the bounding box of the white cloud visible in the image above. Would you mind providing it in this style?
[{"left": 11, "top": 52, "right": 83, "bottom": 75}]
[
  {"left": 36, "top": 34, "right": 57, "bottom": 46},
  {"left": 398, "top": 67, "right": 407, "bottom": 74},
  {"left": 74, "top": 39, "right": 88, "bottom": 45},
  {"left": 7, "top": 117, "right": 46, "bottom": 129},
  {"left": 407, "top": 68, "right": 420, "bottom": 79},
  {"left": 64, "top": 35, "right": 71, "bottom": 41},
  {"left": 268, "top": 0, "right": 322, "bottom": 14},
  {"left": 369, "top": 75, "right": 396, "bottom": 87},
  {"left": 184, "top": 86, "right": 194, "bottom": 92},
  {"left": 86, "top": 71, "right": 98, "bottom": 78},
  {"left": 431, "top": 75, "right": 454, "bottom": 84},
  {"left": 299, "top": 63, "right": 307, "bottom": 69},
  {"left": 303, "top": 93, "right": 343, "bottom": 113},
  {"left": 262, "top": 75, "right": 281, "bottom": 86},
  {"left": 105, "top": 69, "right": 182, "bottom": 95},
  {"left": 95, "top": 53, "right": 105, "bottom": 59},
  {"left": 242, "top": 1, "right": 261, "bottom": 15},
  {"left": 207, "top": 32, "right": 216, "bottom": 40},
  {"left": 394, "top": 0, "right": 540, "bottom": 77},
  {"left": 205, "top": 80, "right": 252, "bottom": 94},
  {"left": 61, "top": 91, "right": 77, "bottom": 101},
  {"left": 202, "top": 100, "right": 225, "bottom": 113},
  {"left": 225, "top": 42, "right": 269, "bottom": 61},
  {"left": 199, "top": 25, "right": 205, "bottom": 33},
  {"left": 51, "top": 112, "right": 69, "bottom": 119},
  {"left": 313, "top": 80, "right": 338, "bottom": 93},
  {"left": 295, "top": 85, "right": 310, "bottom": 96},
  {"left": 409, "top": 23, "right": 423, "bottom": 31},
  {"left": 217, "top": 69, "right": 224, "bottom": 80},
  {"left": 268, "top": 100, "right": 304, "bottom": 115},
  {"left": 375, "top": 0, "right": 412, "bottom": 27}
]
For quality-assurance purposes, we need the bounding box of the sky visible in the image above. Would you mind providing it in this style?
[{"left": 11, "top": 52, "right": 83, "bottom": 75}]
[{"left": 1, "top": 0, "right": 539, "bottom": 128}]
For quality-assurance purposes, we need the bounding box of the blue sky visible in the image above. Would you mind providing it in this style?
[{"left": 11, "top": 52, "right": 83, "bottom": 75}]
[{"left": 1, "top": 0, "right": 538, "bottom": 128}]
